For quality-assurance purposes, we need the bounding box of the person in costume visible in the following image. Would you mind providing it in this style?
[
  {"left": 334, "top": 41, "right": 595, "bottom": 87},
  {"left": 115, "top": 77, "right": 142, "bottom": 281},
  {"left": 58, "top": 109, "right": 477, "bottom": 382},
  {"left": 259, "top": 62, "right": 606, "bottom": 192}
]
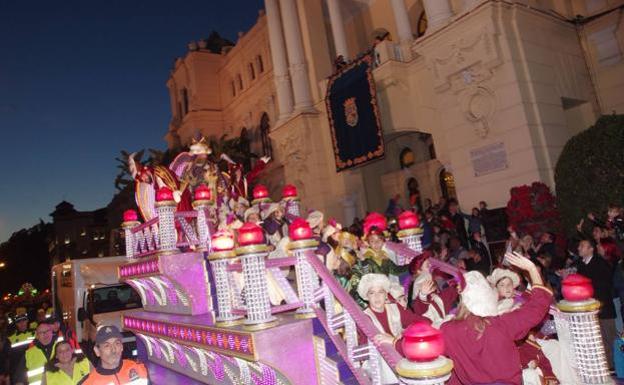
[
  {"left": 357, "top": 274, "right": 429, "bottom": 384},
  {"left": 261, "top": 203, "right": 288, "bottom": 247},
  {"left": 360, "top": 227, "right": 403, "bottom": 278},
  {"left": 128, "top": 153, "right": 192, "bottom": 221},
  {"left": 243, "top": 206, "right": 261, "bottom": 224},
  {"left": 388, "top": 282, "right": 408, "bottom": 309},
  {"left": 439, "top": 252, "right": 553, "bottom": 385},
  {"left": 220, "top": 155, "right": 270, "bottom": 200},
  {"left": 336, "top": 231, "right": 368, "bottom": 307},
  {"left": 487, "top": 267, "right": 523, "bottom": 314},
  {"left": 410, "top": 258, "right": 458, "bottom": 328}
]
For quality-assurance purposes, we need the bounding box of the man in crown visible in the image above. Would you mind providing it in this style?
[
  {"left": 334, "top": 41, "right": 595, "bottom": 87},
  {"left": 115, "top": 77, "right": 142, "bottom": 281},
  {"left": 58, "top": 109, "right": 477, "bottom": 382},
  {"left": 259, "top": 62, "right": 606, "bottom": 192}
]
[{"left": 128, "top": 153, "right": 191, "bottom": 221}]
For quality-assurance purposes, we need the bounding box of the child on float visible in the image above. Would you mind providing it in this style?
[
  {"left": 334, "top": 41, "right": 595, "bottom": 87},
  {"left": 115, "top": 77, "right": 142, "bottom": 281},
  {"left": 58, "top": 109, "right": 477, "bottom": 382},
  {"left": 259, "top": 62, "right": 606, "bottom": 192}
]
[
  {"left": 410, "top": 257, "right": 458, "bottom": 328},
  {"left": 487, "top": 267, "right": 522, "bottom": 314},
  {"left": 360, "top": 227, "right": 403, "bottom": 278},
  {"left": 357, "top": 273, "right": 429, "bottom": 384},
  {"left": 438, "top": 252, "right": 553, "bottom": 385},
  {"left": 261, "top": 203, "right": 287, "bottom": 246}
]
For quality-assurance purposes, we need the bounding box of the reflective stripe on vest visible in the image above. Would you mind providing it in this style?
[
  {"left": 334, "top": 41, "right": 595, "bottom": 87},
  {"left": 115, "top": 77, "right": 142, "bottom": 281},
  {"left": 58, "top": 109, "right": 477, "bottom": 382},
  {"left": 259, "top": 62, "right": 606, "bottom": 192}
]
[
  {"left": 27, "top": 366, "right": 45, "bottom": 378},
  {"left": 25, "top": 343, "right": 56, "bottom": 383},
  {"left": 11, "top": 336, "right": 34, "bottom": 348}
]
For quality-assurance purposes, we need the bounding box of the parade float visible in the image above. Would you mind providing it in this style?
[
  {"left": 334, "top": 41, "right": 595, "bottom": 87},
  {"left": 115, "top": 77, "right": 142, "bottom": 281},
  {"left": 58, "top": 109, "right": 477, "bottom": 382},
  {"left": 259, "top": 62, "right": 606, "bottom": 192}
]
[{"left": 116, "top": 138, "right": 612, "bottom": 385}]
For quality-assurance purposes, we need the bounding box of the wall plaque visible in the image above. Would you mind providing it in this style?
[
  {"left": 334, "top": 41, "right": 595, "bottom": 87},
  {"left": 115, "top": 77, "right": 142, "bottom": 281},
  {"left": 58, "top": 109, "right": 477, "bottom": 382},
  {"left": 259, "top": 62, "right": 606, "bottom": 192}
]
[{"left": 470, "top": 142, "right": 507, "bottom": 176}]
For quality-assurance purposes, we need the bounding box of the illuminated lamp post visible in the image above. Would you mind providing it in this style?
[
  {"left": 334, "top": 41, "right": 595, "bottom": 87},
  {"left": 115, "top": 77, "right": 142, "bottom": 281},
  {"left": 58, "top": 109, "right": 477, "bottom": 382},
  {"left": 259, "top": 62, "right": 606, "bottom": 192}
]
[
  {"left": 281, "top": 184, "right": 301, "bottom": 218},
  {"left": 235, "top": 222, "right": 277, "bottom": 330},
  {"left": 396, "top": 322, "right": 453, "bottom": 385},
  {"left": 192, "top": 184, "right": 213, "bottom": 252},
  {"left": 557, "top": 274, "right": 612, "bottom": 385},
  {"left": 208, "top": 231, "right": 243, "bottom": 326},
  {"left": 122, "top": 209, "right": 140, "bottom": 258},
  {"left": 288, "top": 218, "right": 319, "bottom": 318},
  {"left": 155, "top": 187, "right": 178, "bottom": 255},
  {"left": 397, "top": 210, "right": 424, "bottom": 257}
]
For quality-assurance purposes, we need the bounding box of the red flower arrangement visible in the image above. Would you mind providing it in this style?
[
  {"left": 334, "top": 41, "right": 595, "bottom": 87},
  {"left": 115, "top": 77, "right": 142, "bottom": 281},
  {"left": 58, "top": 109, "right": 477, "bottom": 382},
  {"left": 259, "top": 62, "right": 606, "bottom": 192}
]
[{"left": 506, "top": 182, "right": 565, "bottom": 253}]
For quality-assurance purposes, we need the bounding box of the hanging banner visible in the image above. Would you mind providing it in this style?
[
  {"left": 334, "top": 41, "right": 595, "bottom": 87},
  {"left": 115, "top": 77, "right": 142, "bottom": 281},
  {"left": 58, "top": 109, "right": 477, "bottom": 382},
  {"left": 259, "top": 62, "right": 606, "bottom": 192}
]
[{"left": 325, "top": 53, "right": 384, "bottom": 172}]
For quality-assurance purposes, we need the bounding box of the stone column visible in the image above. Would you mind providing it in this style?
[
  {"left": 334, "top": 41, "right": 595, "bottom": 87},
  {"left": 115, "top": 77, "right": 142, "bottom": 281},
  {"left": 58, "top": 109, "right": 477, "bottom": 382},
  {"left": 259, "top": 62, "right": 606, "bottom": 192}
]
[
  {"left": 463, "top": 0, "right": 483, "bottom": 11},
  {"left": 326, "top": 0, "right": 349, "bottom": 59},
  {"left": 422, "top": 0, "right": 453, "bottom": 32},
  {"left": 265, "top": 0, "right": 294, "bottom": 123},
  {"left": 391, "top": 0, "right": 413, "bottom": 43},
  {"left": 279, "top": 0, "right": 314, "bottom": 112}
]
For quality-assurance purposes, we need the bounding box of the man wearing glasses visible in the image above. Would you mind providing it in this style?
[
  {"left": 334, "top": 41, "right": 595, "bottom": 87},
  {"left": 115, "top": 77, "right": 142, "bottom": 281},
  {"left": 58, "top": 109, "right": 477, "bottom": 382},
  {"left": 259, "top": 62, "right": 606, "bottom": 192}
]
[{"left": 13, "top": 321, "right": 55, "bottom": 385}]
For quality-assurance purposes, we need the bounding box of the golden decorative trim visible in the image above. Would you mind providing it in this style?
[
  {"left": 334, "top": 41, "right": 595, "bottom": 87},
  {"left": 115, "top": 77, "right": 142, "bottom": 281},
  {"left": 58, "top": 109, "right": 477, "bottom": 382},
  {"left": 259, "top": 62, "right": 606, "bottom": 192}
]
[
  {"left": 288, "top": 239, "right": 319, "bottom": 250},
  {"left": 191, "top": 199, "right": 214, "bottom": 208},
  {"left": 208, "top": 250, "right": 237, "bottom": 260},
  {"left": 215, "top": 318, "right": 245, "bottom": 327},
  {"left": 155, "top": 200, "right": 176, "bottom": 207},
  {"left": 236, "top": 244, "right": 270, "bottom": 255},
  {"left": 121, "top": 221, "right": 140, "bottom": 229},
  {"left": 557, "top": 299, "right": 601, "bottom": 313},
  {"left": 529, "top": 285, "right": 554, "bottom": 296},
  {"left": 251, "top": 198, "right": 272, "bottom": 205},
  {"left": 243, "top": 319, "right": 279, "bottom": 331},
  {"left": 397, "top": 228, "right": 424, "bottom": 237},
  {"left": 294, "top": 311, "right": 317, "bottom": 319},
  {"left": 281, "top": 197, "right": 300, "bottom": 202},
  {"left": 395, "top": 357, "right": 454, "bottom": 379}
]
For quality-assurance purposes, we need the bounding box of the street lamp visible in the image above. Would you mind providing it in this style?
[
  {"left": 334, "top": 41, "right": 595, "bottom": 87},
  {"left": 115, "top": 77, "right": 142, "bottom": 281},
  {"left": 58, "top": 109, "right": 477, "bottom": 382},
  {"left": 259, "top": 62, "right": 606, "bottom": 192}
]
[{"left": 0, "top": 262, "right": 5, "bottom": 268}]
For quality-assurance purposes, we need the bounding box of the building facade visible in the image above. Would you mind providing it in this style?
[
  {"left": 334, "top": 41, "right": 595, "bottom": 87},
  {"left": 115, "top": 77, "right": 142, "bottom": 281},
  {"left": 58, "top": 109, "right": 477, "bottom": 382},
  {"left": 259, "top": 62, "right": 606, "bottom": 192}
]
[{"left": 165, "top": 0, "right": 624, "bottom": 224}]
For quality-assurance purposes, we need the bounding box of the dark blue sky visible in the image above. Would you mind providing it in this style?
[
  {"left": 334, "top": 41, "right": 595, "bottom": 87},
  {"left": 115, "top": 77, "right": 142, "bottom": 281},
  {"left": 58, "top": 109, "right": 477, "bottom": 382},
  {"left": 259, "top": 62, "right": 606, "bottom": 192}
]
[{"left": 0, "top": 0, "right": 264, "bottom": 242}]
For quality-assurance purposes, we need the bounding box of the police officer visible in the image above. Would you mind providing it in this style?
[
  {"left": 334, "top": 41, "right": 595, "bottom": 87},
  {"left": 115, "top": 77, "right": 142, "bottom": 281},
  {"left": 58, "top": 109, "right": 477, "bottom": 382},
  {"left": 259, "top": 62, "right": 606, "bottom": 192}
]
[
  {"left": 14, "top": 321, "right": 56, "bottom": 385},
  {"left": 8, "top": 314, "right": 35, "bottom": 350},
  {"left": 78, "top": 325, "right": 149, "bottom": 385}
]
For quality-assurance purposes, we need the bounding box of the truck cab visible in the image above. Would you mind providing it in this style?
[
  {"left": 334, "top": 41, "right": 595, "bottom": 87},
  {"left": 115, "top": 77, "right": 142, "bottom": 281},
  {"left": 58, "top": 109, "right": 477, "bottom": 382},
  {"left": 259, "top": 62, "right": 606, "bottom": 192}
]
[{"left": 51, "top": 257, "right": 141, "bottom": 359}]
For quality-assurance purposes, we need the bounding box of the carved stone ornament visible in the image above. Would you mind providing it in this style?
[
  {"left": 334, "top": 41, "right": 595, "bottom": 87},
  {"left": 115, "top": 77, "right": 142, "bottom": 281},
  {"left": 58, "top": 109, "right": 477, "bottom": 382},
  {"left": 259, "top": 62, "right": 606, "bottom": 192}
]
[
  {"left": 274, "top": 126, "right": 310, "bottom": 189},
  {"left": 424, "top": 27, "right": 503, "bottom": 138},
  {"left": 461, "top": 85, "right": 496, "bottom": 138}
]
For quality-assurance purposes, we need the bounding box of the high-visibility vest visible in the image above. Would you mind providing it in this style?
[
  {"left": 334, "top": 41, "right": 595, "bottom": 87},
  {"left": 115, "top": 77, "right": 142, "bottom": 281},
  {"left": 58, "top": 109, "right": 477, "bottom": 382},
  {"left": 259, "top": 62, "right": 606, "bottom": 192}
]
[
  {"left": 78, "top": 359, "right": 149, "bottom": 385},
  {"left": 25, "top": 343, "right": 56, "bottom": 385},
  {"left": 8, "top": 330, "right": 35, "bottom": 349},
  {"left": 44, "top": 358, "right": 90, "bottom": 385}
]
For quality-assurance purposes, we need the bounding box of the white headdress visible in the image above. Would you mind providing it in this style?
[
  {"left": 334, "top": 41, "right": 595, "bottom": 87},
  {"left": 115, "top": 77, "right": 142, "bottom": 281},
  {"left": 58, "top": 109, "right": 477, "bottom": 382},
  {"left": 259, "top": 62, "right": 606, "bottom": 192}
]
[
  {"left": 487, "top": 268, "right": 521, "bottom": 288},
  {"left": 306, "top": 211, "right": 324, "bottom": 229},
  {"left": 461, "top": 271, "right": 499, "bottom": 317},
  {"left": 357, "top": 273, "right": 390, "bottom": 300}
]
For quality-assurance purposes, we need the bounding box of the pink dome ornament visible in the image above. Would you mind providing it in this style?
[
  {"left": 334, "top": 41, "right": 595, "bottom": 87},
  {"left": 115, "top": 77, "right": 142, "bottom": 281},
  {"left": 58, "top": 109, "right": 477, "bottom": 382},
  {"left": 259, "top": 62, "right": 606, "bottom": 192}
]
[
  {"left": 402, "top": 322, "right": 445, "bottom": 362},
  {"left": 289, "top": 218, "right": 313, "bottom": 240},
  {"left": 156, "top": 187, "right": 174, "bottom": 202},
  {"left": 398, "top": 210, "right": 420, "bottom": 230},
  {"left": 237, "top": 222, "right": 265, "bottom": 246},
  {"left": 123, "top": 209, "right": 139, "bottom": 222},
  {"left": 562, "top": 274, "right": 594, "bottom": 302}
]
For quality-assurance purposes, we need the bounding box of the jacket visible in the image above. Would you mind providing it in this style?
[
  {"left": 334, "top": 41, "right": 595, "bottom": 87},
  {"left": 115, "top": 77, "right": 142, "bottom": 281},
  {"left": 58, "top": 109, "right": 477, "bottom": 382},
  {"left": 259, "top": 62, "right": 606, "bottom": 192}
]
[
  {"left": 43, "top": 358, "right": 90, "bottom": 385},
  {"left": 77, "top": 359, "right": 149, "bottom": 385}
]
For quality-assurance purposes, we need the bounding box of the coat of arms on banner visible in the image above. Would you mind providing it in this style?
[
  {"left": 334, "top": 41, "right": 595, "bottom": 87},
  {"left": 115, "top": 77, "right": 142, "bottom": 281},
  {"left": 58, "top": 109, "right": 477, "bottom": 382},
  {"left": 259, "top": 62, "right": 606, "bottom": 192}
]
[{"left": 343, "top": 97, "right": 358, "bottom": 127}]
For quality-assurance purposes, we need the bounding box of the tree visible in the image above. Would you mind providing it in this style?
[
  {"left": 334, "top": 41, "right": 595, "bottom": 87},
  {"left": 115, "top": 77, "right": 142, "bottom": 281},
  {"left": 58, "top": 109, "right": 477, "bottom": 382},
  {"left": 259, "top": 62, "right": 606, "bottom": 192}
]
[{"left": 555, "top": 114, "right": 624, "bottom": 234}]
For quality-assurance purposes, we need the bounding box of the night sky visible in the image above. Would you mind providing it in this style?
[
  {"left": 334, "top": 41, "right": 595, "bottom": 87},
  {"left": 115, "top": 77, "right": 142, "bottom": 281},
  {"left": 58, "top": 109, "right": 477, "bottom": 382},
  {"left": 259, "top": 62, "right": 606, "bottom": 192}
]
[{"left": 0, "top": 0, "right": 264, "bottom": 242}]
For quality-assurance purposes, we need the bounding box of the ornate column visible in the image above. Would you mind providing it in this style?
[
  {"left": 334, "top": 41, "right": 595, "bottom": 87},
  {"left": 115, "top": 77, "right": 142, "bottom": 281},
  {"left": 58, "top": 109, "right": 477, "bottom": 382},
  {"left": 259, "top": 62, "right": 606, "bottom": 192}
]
[
  {"left": 192, "top": 184, "right": 213, "bottom": 252},
  {"left": 209, "top": 232, "right": 243, "bottom": 326},
  {"left": 122, "top": 210, "right": 140, "bottom": 258},
  {"left": 288, "top": 219, "right": 319, "bottom": 318},
  {"left": 279, "top": 0, "right": 314, "bottom": 112},
  {"left": 265, "top": 0, "right": 294, "bottom": 123},
  {"left": 391, "top": 0, "right": 413, "bottom": 43},
  {"left": 155, "top": 187, "right": 178, "bottom": 255},
  {"left": 326, "top": 0, "right": 349, "bottom": 59},
  {"left": 422, "top": 0, "right": 453, "bottom": 32}
]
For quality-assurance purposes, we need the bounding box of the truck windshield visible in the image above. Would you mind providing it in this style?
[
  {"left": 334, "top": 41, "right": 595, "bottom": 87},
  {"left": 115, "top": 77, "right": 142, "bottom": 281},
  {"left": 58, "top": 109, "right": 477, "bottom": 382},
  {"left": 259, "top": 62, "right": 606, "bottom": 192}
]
[{"left": 89, "top": 284, "right": 141, "bottom": 314}]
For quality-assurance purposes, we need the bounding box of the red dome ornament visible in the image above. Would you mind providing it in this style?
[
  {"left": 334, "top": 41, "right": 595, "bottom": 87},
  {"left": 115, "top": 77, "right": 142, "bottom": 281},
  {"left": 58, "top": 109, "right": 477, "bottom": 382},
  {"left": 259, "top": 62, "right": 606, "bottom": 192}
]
[
  {"left": 237, "top": 222, "right": 265, "bottom": 246},
  {"left": 123, "top": 209, "right": 138, "bottom": 222},
  {"left": 289, "top": 218, "right": 313, "bottom": 241},
  {"left": 194, "top": 184, "right": 212, "bottom": 201},
  {"left": 156, "top": 187, "right": 174, "bottom": 202},
  {"left": 252, "top": 184, "right": 269, "bottom": 200},
  {"left": 402, "top": 322, "right": 445, "bottom": 362},
  {"left": 364, "top": 212, "right": 387, "bottom": 235},
  {"left": 282, "top": 184, "right": 298, "bottom": 199},
  {"left": 398, "top": 210, "right": 420, "bottom": 230},
  {"left": 211, "top": 231, "right": 235, "bottom": 252},
  {"left": 562, "top": 274, "right": 594, "bottom": 302}
]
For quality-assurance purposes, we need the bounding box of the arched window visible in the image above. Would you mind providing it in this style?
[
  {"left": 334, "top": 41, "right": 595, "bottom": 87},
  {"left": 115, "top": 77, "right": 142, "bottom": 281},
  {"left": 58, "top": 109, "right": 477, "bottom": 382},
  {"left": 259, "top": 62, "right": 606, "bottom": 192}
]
[
  {"left": 256, "top": 55, "right": 264, "bottom": 73},
  {"left": 181, "top": 88, "right": 189, "bottom": 115},
  {"left": 230, "top": 80, "right": 236, "bottom": 97},
  {"left": 260, "top": 113, "right": 272, "bottom": 158},
  {"left": 237, "top": 74, "right": 243, "bottom": 90},
  {"left": 248, "top": 63, "right": 256, "bottom": 80}
]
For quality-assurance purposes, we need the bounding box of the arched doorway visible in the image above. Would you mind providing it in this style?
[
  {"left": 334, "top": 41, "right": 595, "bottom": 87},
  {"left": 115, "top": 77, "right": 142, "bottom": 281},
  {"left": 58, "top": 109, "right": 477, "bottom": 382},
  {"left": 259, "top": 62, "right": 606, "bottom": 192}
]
[{"left": 439, "top": 169, "right": 457, "bottom": 200}]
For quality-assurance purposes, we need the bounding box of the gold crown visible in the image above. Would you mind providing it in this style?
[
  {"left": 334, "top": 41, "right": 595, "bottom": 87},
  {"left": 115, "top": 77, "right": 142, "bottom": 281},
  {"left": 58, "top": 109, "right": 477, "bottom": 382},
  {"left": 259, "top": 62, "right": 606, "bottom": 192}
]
[{"left": 190, "top": 136, "right": 212, "bottom": 155}]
